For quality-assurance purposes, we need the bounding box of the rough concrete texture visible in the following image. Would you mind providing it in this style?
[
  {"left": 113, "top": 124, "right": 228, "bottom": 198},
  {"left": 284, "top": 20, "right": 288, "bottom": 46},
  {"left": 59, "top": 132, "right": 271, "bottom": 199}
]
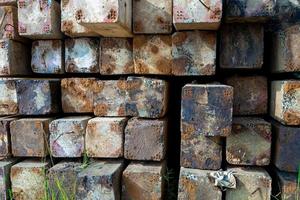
[
  {"left": 31, "top": 40, "right": 64, "bottom": 74},
  {"left": 272, "top": 120, "right": 300, "bottom": 172},
  {"left": 181, "top": 134, "right": 222, "bottom": 170},
  {"left": 172, "top": 31, "right": 216, "bottom": 76},
  {"left": 0, "top": 0, "right": 16, "bottom": 6},
  {"left": 276, "top": 0, "right": 300, "bottom": 23},
  {"left": 0, "top": 79, "right": 18, "bottom": 115},
  {"left": 86, "top": 117, "right": 127, "bottom": 158},
  {"left": 17, "top": 0, "right": 63, "bottom": 39},
  {"left": 76, "top": 161, "right": 123, "bottom": 200},
  {"left": 133, "top": 0, "right": 172, "bottom": 34},
  {"left": 76, "top": 0, "right": 132, "bottom": 37},
  {"left": 61, "top": 0, "right": 97, "bottom": 37},
  {"left": 100, "top": 38, "right": 134, "bottom": 75},
  {"left": 181, "top": 84, "right": 233, "bottom": 137},
  {"left": 10, "top": 118, "right": 53, "bottom": 157},
  {"left": 48, "top": 161, "right": 82, "bottom": 199},
  {"left": 226, "top": 117, "right": 271, "bottom": 166},
  {"left": 276, "top": 170, "right": 300, "bottom": 200},
  {"left": 0, "top": 158, "right": 19, "bottom": 200},
  {"left": 126, "top": 76, "right": 169, "bottom": 118},
  {"left": 122, "top": 162, "right": 165, "bottom": 200},
  {"left": 271, "top": 24, "right": 300, "bottom": 73},
  {"left": 124, "top": 117, "right": 167, "bottom": 161},
  {"left": 49, "top": 116, "right": 91, "bottom": 158},
  {"left": 0, "top": 6, "right": 25, "bottom": 42},
  {"left": 225, "top": 76, "right": 268, "bottom": 115},
  {"left": 15, "top": 79, "right": 60, "bottom": 115},
  {"left": 61, "top": 78, "right": 95, "bottom": 113},
  {"left": 178, "top": 167, "right": 222, "bottom": 200},
  {"left": 65, "top": 38, "right": 99, "bottom": 73},
  {"left": 270, "top": 80, "right": 300, "bottom": 125},
  {"left": 173, "top": 0, "right": 222, "bottom": 30},
  {"left": 220, "top": 23, "right": 264, "bottom": 69},
  {"left": 226, "top": 167, "right": 272, "bottom": 200},
  {"left": 93, "top": 80, "right": 127, "bottom": 117},
  {"left": 0, "top": 117, "right": 16, "bottom": 157},
  {"left": 0, "top": 39, "right": 30, "bottom": 76},
  {"left": 11, "top": 160, "right": 50, "bottom": 200},
  {"left": 225, "top": 0, "right": 276, "bottom": 22},
  {"left": 133, "top": 35, "right": 172, "bottom": 75}
]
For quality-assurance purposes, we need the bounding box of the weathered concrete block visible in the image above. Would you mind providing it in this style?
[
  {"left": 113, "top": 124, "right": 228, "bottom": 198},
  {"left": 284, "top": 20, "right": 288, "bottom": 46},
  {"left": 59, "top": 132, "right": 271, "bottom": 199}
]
[
  {"left": 122, "top": 162, "right": 166, "bottom": 200},
  {"left": 276, "top": 0, "right": 300, "bottom": 23},
  {"left": 0, "top": 0, "right": 16, "bottom": 6},
  {"left": 178, "top": 167, "right": 222, "bottom": 200},
  {"left": 93, "top": 80, "right": 127, "bottom": 117},
  {"left": 86, "top": 117, "right": 127, "bottom": 158},
  {"left": 76, "top": 0, "right": 132, "bottom": 37},
  {"left": 125, "top": 117, "right": 167, "bottom": 161},
  {"left": 133, "top": 35, "right": 172, "bottom": 75},
  {"left": 18, "top": 0, "right": 62, "bottom": 39},
  {"left": 49, "top": 116, "right": 91, "bottom": 158},
  {"left": 48, "top": 161, "right": 82, "bottom": 199},
  {"left": 61, "top": 78, "right": 95, "bottom": 113},
  {"left": 181, "top": 134, "right": 222, "bottom": 170},
  {"left": 0, "top": 79, "right": 17, "bottom": 116},
  {"left": 100, "top": 38, "right": 134, "bottom": 75},
  {"left": 61, "top": 0, "right": 97, "bottom": 37},
  {"left": 172, "top": 31, "right": 216, "bottom": 76},
  {"left": 181, "top": 84, "right": 233, "bottom": 137},
  {"left": 225, "top": 76, "right": 268, "bottom": 115},
  {"left": 272, "top": 120, "right": 300, "bottom": 172},
  {"left": 11, "top": 160, "right": 50, "bottom": 200},
  {"left": 271, "top": 24, "right": 300, "bottom": 73},
  {"left": 65, "top": 38, "right": 99, "bottom": 73},
  {"left": 226, "top": 117, "right": 271, "bottom": 166},
  {"left": 270, "top": 80, "right": 300, "bottom": 125},
  {"left": 31, "top": 40, "right": 64, "bottom": 74},
  {"left": 0, "top": 159, "right": 19, "bottom": 200},
  {"left": 126, "top": 77, "right": 169, "bottom": 118},
  {"left": 0, "top": 39, "right": 30, "bottom": 76},
  {"left": 220, "top": 24, "right": 264, "bottom": 69},
  {"left": 276, "top": 170, "right": 300, "bottom": 200},
  {"left": 0, "top": 6, "right": 24, "bottom": 42},
  {"left": 76, "top": 161, "right": 123, "bottom": 199},
  {"left": 226, "top": 0, "right": 276, "bottom": 22},
  {"left": 133, "top": 0, "right": 172, "bottom": 34},
  {"left": 226, "top": 167, "right": 272, "bottom": 200},
  {"left": 15, "top": 79, "right": 60, "bottom": 115},
  {"left": 0, "top": 117, "right": 17, "bottom": 157},
  {"left": 173, "top": 0, "right": 222, "bottom": 30},
  {"left": 10, "top": 118, "right": 52, "bottom": 157}
]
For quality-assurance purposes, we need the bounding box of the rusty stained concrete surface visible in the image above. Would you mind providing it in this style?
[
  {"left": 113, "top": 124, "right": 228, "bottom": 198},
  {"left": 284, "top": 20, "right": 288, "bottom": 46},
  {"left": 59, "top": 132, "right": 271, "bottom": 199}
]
[
  {"left": 276, "top": 170, "right": 300, "bottom": 200},
  {"left": 226, "top": 117, "right": 271, "bottom": 166},
  {"left": 133, "top": 0, "right": 172, "bottom": 34},
  {"left": 124, "top": 117, "right": 167, "bottom": 161},
  {"left": 0, "top": 79, "right": 18, "bottom": 115},
  {"left": 173, "top": 0, "right": 222, "bottom": 30},
  {"left": 100, "top": 38, "right": 134, "bottom": 75},
  {"left": 10, "top": 118, "right": 52, "bottom": 157},
  {"left": 181, "top": 84, "right": 233, "bottom": 137},
  {"left": 11, "top": 160, "right": 50, "bottom": 200},
  {"left": 122, "top": 162, "right": 165, "bottom": 200},
  {"left": 76, "top": 161, "right": 123, "bottom": 200},
  {"left": 178, "top": 167, "right": 222, "bottom": 200},
  {"left": 0, "top": 117, "right": 16, "bottom": 157},
  {"left": 18, "top": 0, "right": 63, "bottom": 39},
  {"left": 225, "top": 76, "right": 268, "bottom": 115},
  {"left": 270, "top": 80, "right": 300, "bottom": 125},
  {"left": 86, "top": 117, "right": 127, "bottom": 158},
  {"left": 61, "top": 78, "right": 95, "bottom": 113},
  {"left": 31, "top": 40, "right": 64, "bottom": 74},
  {"left": 49, "top": 116, "right": 91, "bottom": 158},
  {"left": 172, "top": 31, "right": 216, "bottom": 76}
]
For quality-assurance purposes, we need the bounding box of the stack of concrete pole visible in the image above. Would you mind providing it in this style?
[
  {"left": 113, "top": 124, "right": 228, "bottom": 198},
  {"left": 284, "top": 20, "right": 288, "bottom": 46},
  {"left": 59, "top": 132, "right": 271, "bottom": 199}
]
[{"left": 0, "top": 0, "right": 298, "bottom": 200}]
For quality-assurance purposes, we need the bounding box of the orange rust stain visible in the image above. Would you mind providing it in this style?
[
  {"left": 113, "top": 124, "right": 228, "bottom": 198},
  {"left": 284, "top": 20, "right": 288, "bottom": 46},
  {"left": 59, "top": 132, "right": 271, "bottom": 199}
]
[
  {"left": 134, "top": 20, "right": 144, "bottom": 32},
  {"left": 156, "top": 59, "right": 172, "bottom": 74},
  {"left": 62, "top": 21, "right": 74, "bottom": 33},
  {"left": 135, "top": 60, "right": 150, "bottom": 74},
  {"left": 283, "top": 111, "right": 300, "bottom": 125},
  {"left": 172, "top": 32, "right": 188, "bottom": 46},
  {"left": 94, "top": 104, "right": 108, "bottom": 116}
]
